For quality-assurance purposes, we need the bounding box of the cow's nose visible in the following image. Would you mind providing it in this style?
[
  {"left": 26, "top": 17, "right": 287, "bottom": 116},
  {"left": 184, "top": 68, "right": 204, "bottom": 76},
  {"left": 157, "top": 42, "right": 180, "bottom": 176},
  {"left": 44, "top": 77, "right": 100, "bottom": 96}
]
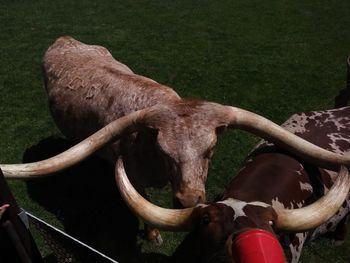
[{"left": 174, "top": 190, "right": 205, "bottom": 208}]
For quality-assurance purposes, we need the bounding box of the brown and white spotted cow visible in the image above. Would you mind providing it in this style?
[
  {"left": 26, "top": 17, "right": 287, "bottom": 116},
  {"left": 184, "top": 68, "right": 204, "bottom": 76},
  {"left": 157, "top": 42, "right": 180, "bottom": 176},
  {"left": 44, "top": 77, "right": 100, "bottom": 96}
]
[{"left": 115, "top": 105, "right": 350, "bottom": 263}]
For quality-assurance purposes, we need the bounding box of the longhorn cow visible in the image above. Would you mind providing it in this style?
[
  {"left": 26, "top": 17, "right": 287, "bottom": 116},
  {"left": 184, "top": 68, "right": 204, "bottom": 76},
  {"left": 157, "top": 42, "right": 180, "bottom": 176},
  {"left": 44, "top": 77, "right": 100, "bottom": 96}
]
[
  {"left": 2, "top": 37, "right": 350, "bottom": 246},
  {"left": 115, "top": 104, "right": 350, "bottom": 262}
]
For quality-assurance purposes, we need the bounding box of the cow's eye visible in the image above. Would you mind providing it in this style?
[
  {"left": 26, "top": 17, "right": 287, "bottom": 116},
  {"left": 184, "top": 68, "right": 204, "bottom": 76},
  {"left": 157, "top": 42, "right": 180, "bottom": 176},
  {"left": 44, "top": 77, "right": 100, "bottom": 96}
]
[{"left": 202, "top": 214, "right": 211, "bottom": 225}]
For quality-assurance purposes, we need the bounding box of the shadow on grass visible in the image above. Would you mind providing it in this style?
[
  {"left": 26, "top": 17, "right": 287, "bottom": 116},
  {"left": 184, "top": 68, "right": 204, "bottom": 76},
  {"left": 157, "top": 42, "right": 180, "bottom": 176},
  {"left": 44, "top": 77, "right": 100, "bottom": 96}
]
[{"left": 22, "top": 136, "right": 169, "bottom": 263}]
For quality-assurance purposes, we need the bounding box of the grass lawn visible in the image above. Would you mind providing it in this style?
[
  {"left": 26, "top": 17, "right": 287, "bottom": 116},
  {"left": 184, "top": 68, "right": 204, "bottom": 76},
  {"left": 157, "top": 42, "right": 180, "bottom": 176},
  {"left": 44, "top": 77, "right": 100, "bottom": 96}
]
[{"left": 1, "top": 0, "right": 350, "bottom": 262}]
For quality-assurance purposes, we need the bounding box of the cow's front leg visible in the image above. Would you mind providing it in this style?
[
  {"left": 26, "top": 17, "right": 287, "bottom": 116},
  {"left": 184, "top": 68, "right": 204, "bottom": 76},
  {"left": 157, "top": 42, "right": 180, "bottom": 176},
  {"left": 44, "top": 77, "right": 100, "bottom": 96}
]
[
  {"left": 135, "top": 186, "right": 163, "bottom": 245},
  {"left": 122, "top": 146, "right": 165, "bottom": 245}
]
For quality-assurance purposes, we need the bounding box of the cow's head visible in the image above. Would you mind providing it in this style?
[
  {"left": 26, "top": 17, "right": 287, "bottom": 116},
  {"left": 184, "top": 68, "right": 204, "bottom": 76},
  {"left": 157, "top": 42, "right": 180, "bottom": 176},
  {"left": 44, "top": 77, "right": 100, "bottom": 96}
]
[
  {"left": 139, "top": 101, "right": 230, "bottom": 207},
  {"left": 115, "top": 159, "right": 350, "bottom": 262},
  {"left": 184, "top": 200, "right": 281, "bottom": 262}
]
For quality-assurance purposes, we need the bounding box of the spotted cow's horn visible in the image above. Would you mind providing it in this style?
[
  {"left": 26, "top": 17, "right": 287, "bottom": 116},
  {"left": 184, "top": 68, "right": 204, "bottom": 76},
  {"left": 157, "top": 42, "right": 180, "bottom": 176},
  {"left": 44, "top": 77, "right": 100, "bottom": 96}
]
[
  {"left": 115, "top": 158, "right": 193, "bottom": 231},
  {"left": 224, "top": 106, "right": 350, "bottom": 170},
  {"left": 0, "top": 108, "right": 156, "bottom": 179},
  {"left": 274, "top": 165, "right": 350, "bottom": 232}
]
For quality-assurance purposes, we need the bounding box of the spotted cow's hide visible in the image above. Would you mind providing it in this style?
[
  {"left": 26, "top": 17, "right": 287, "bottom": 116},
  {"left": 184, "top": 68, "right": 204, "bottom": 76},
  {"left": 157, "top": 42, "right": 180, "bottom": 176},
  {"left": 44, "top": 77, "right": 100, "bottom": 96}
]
[{"left": 227, "top": 107, "right": 350, "bottom": 262}]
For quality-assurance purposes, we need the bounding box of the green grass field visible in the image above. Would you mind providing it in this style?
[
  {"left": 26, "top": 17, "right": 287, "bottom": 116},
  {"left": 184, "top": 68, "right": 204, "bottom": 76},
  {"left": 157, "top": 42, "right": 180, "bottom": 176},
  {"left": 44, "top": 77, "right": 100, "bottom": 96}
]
[{"left": 1, "top": 0, "right": 350, "bottom": 262}]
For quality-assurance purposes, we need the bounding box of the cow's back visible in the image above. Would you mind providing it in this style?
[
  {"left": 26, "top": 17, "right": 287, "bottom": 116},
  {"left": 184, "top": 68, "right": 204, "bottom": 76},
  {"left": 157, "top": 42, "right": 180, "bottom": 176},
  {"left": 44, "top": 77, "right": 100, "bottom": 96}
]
[{"left": 42, "top": 36, "right": 180, "bottom": 142}]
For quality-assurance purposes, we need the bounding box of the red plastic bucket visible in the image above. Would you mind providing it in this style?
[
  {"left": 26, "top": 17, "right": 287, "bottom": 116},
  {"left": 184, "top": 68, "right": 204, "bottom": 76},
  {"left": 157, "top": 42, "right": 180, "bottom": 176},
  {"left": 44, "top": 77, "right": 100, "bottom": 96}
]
[{"left": 232, "top": 229, "right": 285, "bottom": 263}]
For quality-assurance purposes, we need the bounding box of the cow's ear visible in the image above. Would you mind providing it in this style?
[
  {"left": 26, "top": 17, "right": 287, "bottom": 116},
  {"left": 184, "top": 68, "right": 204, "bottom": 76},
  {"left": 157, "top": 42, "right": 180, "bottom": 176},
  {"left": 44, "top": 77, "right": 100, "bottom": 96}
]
[{"left": 216, "top": 125, "right": 227, "bottom": 135}]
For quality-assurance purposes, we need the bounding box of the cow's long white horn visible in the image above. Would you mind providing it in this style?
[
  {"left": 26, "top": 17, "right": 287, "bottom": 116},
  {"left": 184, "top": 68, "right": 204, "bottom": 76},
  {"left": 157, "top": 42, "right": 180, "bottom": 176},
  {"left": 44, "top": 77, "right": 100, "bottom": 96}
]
[
  {"left": 274, "top": 165, "right": 350, "bottom": 232},
  {"left": 115, "top": 158, "right": 193, "bottom": 231},
  {"left": 226, "top": 106, "right": 350, "bottom": 170},
  {"left": 0, "top": 109, "right": 149, "bottom": 179}
]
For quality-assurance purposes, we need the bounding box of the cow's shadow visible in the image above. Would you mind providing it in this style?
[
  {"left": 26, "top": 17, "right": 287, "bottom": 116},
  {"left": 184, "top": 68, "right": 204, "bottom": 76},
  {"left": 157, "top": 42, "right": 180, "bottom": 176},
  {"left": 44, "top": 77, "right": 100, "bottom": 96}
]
[{"left": 23, "top": 136, "right": 169, "bottom": 263}]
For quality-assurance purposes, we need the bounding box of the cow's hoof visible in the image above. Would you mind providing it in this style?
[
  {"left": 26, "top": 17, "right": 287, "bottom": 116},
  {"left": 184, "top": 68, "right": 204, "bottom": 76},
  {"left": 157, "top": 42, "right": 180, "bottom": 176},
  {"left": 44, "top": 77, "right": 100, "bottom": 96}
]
[
  {"left": 148, "top": 229, "right": 163, "bottom": 246},
  {"left": 152, "top": 233, "right": 163, "bottom": 246}
]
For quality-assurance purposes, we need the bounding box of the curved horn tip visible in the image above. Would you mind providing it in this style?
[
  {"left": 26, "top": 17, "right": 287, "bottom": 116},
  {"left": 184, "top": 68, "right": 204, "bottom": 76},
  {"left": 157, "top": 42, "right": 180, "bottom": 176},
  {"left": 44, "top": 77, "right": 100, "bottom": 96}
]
[{"left": 114, "top": 157, "right": 193, "bottom": 231}]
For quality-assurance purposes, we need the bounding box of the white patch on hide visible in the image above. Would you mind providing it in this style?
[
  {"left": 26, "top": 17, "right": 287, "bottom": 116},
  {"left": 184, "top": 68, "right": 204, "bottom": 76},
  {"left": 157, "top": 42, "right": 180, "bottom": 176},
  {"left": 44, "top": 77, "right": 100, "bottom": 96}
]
[
  {"left": 327, "top": 132, "right": 350, "bottom": 154},
  {"left": 271, "top": 197, "right": 303, "bottom": 209},
  {"left": 289, "top": 232, "right": 307, "bottom": 263},
  {"left": 295, "top": 164, "right": 305, "bottom": 177},
  {"left": 218, "top": 198, "right": 269, "bottom": 220},
  {"left": 299, "top": 182, "right": 313, "bottom": 192},
  {"left": 282, "top": 113, "right": 310, "bottom": 134},
  {"left": 271, "top": 198, "right": 286, "bottom": 210}
]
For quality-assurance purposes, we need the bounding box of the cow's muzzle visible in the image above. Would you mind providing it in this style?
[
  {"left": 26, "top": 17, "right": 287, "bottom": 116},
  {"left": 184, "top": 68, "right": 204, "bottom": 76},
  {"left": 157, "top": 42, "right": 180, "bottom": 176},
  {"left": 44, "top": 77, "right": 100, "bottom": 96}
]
[
  {"left": 231, "top": 229, "right": 285, "bottom": 263},
  {"left": 174, "top": 189, "right": 205, "bottom": 208}
]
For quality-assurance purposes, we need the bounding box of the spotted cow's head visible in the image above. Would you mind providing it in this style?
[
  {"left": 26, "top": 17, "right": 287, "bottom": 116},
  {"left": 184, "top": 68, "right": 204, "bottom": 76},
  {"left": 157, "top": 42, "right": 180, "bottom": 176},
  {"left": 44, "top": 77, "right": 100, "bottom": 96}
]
[
  {"left": 115, "top": 160, "right": 350, "bottom": 262},
  {"left": 177, "top": 199, "right": 279, "bottom": 262}
]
